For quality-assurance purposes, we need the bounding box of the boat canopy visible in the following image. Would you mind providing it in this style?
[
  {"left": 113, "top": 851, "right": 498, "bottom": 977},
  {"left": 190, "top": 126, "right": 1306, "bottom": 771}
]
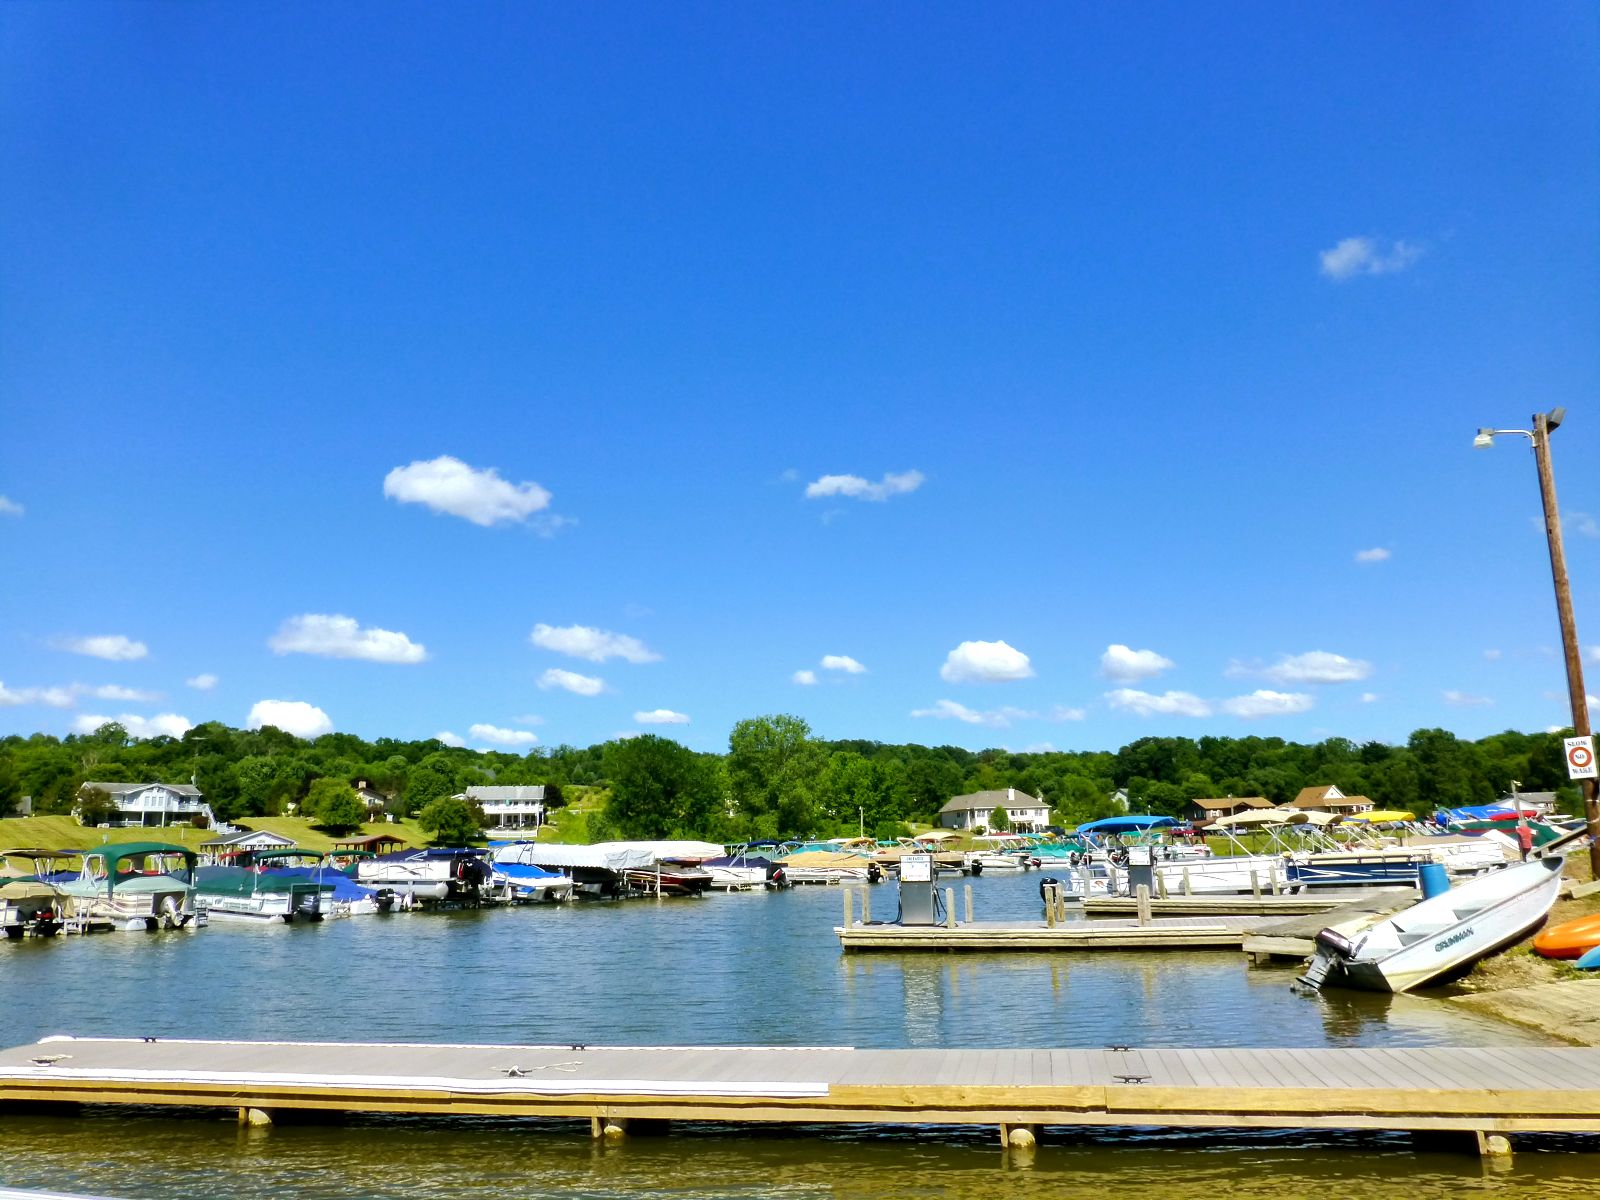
[
  {"left": 1284, "top": 809, "right": 1339, "bottom": 826},
  {"left": 1211, "top": 809, "right": 1292, "bottom": 828},
  {"left": 1076, "top": 815, "right": 1179, "bottom": 834},
  {"left": 90, "top": 842, "right": 198, "bottom": 868},
  {"left": 494, "top": 842, "right": 659, "bottom": 872},
  {"left": 603, "top": 840, "right": 725, "bottom": 861},
  {"left": 1435, "top": 803, "right": 1538, "bottom": 824},
  {"left": 1340, "top": 809, "right": 1418, "bottom": 824},
  {"left": 912, "top": 831, "right": 961, "bottom": 843}
]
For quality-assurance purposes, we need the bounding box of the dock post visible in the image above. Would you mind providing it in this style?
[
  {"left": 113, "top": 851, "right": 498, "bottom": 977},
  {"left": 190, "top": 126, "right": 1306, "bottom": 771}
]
[
  {"left": 1250, "top": 870, "right": 1261, "bottom": 899},
  {"left": 237, "top": 1107, "right": 273, "bottom": 1127},
  {"left": 1056, "top": 889, "right": 1067, "bottom": 923},
  {"left": 1079, "top": 864, "right": 1092, "bottom": 900},
  {"left": 964, "top": 884, "right": 974, "bottom": 924},
  {"left": 1135, "top": 884, "right": 1152, "bottom": 926},
  {"left": 843, "top": 888, "right": 855, "bottom": 928},
  {"left": 1270, "top": 867, "right": 1281, "bottom": 896},
  {"left": 1182, "top": 867, "right": 1192, "bottom": 896},
  {"left": 1156, "top": 872, "right": 1168, "bottom": 900},
  {"left": 944, "top": 887, "right": 957, "bottom": 928},
  {"left": 1044, "top": 885, "right": 1056, "bottom": 927},
  {"left": 861, "top": 889, "right": 871, "bottom": 924}
]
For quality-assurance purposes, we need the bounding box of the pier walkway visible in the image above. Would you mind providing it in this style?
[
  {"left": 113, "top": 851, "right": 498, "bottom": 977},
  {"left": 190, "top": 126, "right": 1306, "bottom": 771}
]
[{"left": 3, "top": 1036, "right": 1598, "bottom": 1149}]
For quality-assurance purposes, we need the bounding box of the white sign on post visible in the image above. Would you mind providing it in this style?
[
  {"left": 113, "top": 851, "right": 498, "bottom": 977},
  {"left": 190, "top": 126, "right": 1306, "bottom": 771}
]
[{"left": 1565, "top": 735, "right": 1597, "bottom": 780}]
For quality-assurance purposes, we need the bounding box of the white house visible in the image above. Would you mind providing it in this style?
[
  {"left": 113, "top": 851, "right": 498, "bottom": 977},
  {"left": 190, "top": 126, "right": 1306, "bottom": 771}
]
[
  {"left": 463, "top": 785, "right": 547, "bottom": 831},
  {"left": 198, "top": 829, "right": 295, "bottom": 863},
  {"left": 78, "top": 782, "right": 215, "bottom": 829},
  {"left": 937, "top": 788, "right": 1051, "bottom": 833}
]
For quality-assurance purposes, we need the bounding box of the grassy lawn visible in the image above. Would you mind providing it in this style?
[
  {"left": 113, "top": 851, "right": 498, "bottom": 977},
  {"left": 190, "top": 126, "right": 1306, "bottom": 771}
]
[{"left": 0, "top": 814, "right": 430, "bottom": 855}]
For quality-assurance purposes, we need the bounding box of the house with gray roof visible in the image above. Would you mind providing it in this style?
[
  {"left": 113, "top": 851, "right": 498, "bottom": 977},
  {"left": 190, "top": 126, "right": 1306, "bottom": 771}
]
[
  {"left": 937, "top": 787, "right": 1050, "bottom": 833},
  {"left": 77, "top": 781, "right": 215, "bottom": 829},
  {"left": 461, "top": 785, "right": 547, "bottom": 831}
]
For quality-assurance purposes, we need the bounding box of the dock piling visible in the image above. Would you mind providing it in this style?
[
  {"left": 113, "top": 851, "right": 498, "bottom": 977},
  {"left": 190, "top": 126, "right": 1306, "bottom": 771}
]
[
  {"left": 1182, "top": 867, "right": 1192, "bottom": 897},
  {"left": 944, "top": 887, "right": 957, "bottom": 928},
  {"left": 861, "top": 889, "right": 871, "bottom": 925},
  {"left": 963, "top": 884, "right": 974, "bottom": 924},
  {"left": 1250, "top": 870, "right": 1261, "bottom": 899},
  {"left": 1135, "top": 885, "right": 1152, "bottom": 926},
  {"left": 842, "top": 888, "right": 854, "bottom": 929}
]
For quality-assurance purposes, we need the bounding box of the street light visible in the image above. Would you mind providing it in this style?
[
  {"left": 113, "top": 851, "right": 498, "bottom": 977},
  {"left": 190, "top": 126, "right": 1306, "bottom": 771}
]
[{"left": 1475, "top": 407, "right": 1600, "bottom": 874}]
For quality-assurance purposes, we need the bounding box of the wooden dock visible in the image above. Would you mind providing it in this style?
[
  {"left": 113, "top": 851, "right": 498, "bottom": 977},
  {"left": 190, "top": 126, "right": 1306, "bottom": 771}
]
[
  {"left": 837, "top": 915, "right": 1270, "bottom": 951},
  {"left": 1082, "top": 890, "right": 1416, "bottom": 918},
  {"left": 3, "top": 1036, "right": 1599, "bottom": 1150},
  {"left": 1241, "top": 893, "right": 1424, "bottom": 965}
]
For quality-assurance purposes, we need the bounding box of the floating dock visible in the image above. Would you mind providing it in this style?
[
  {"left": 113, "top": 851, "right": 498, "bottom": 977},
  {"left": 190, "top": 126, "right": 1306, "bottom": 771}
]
[
  {"left": 836, "top": 915, "right": 1269, "bottom": 951},
  {"left": 2, "top": 1036, "right": 1598, "bottom": 1152},
  {"left": 1082, "top": 890, "right": 1416, "bottom": 918}
]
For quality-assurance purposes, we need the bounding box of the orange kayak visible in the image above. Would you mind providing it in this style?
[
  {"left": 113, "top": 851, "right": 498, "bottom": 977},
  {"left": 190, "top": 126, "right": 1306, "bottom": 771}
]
[{"left": 1533, "top": 913, "right": 1600, "bottom": 959}]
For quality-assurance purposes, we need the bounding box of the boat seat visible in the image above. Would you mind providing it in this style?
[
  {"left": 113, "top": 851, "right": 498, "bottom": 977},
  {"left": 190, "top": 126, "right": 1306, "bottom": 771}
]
[{"left": 1394, "top": 922, "right": 1450, "bottom": 947}]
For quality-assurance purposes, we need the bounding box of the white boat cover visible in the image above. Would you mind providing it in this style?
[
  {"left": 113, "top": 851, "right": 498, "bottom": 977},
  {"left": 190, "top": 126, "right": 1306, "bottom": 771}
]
[
  {"left": 493, "top": 843, "right": 658, "bottom": 872},
  {"left": 601, "top": 840, "right": 726, "bottom": 861}
]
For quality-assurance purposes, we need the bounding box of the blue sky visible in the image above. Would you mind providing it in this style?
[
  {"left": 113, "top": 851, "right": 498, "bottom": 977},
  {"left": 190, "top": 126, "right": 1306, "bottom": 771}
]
[{"left": 3, "top": 2, "right": 1599, "bottom": 754}]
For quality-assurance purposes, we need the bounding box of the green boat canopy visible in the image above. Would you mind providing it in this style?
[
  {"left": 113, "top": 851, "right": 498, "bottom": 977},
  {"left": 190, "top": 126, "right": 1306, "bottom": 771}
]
[{"left": 89, "top": 842, "right": 199, "bottom": 867}]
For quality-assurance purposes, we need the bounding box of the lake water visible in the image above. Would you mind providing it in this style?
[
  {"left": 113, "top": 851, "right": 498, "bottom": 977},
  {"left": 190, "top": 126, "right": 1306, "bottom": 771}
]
[{"left": 1, "top": 870, "right": 1594, "bottom": 1197}]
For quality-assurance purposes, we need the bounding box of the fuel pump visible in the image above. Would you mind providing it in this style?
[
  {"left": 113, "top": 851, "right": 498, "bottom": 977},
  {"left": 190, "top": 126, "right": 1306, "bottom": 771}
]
[{"left": 897, "top": 853, "right": 939, "bottom": 925}]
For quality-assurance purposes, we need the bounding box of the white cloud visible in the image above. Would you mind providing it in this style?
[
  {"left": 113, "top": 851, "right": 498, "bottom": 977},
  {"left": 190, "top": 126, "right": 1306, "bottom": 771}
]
[
  {"left": 1443, "top": 690, "right": 1493, "bottom": 708},
  {"left": 247, "top": 699, "right": 333, "bottom": 738},
  {"left": 1485, "top": 650, "right": 1503, "bottom": 662},
  {"left": 1258, "top": 651, "right": 1372, "bottom": 685},
  {"left": 269, "top": 614, "right": 427, "bottom": 664},
  {"left": 1360, "top": 692, "right": 1380, "bottom": 703},
  {"left": 821, "top": 654, "right": 867, "bottom": 674},
  {"left": 1105, "top": 689, "right": 1212, "bottom": 718},
  {"left": 538, "top": 667, "right": 605, "bottom": 696},
  {"left": 469, "top": 722, "right": 540, "bottom": 747},
  {"left": 0, "top": 682, "right": 76, "bottom": 708},
  {"left": 792, "top": 669, "right": 818, "bottom": 686},
  {"left": 1220, "top": 690, "right": 1315, "bottom": 719},
  {"left": 1319, "top": 236, "right": 1423, "bottom": 280},
  {"left": 81, "top": 684, "right": 160, "bottom": 703},
  {"left": 1567, "top": 512, "right": 1600, "bottom": 538},
  {"left": 434, "top": 730, "right": 466, "bottom": 748},
  {"left": 57, "top": 634, "right": 148, "bottom": 661},
  {"left": 186, "top": 673, "right": 219, "bottom": 691},
  {"left": 529, "top": 623, "right": 661, "bottom": 664},
  {"left": 804, "top": 470, "right": 925, "bottom": 502},
  {"left": 939, "top": 639, "right": 1034, "bottom": 684},
  {"left": 73, "top": 712, "right": 192, "bottom": 739},
  {"left": 1354, "top": 547, "right": 1391, "bottom": 563},
  {"left": 910, "top": 699, "right": 1035, "bottom": 728},
  {"left": 1049, "top": 705, "right": 1087, "bottom": 721},
  {"left": 383, "top": 455, "right": 553, "bottom": 527},
  {"left": 1100, "top": 644, "right": 1174, "bottom": 682},
  {"left": 0, "top": 495, "right": 22, "bottom": 517},
  {"left": 634, "top": 709, "right": 691, "bottom": 725}
]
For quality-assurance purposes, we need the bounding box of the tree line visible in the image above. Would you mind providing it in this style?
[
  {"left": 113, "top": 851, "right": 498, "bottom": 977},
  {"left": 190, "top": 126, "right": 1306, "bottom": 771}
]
[{"left": 0, "top": 716, "right": 1579, "bottom": 842}]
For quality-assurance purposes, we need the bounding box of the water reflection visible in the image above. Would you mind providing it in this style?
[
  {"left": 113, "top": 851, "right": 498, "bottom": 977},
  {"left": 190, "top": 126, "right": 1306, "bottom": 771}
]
[{"left": 0, "top": 1111, "right": 1595, "bottom": 1200}]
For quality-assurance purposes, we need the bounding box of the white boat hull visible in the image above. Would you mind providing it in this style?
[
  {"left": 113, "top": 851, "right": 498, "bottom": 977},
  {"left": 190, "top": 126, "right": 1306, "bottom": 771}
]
[
  {"left": 706, "top": 865, "right": 770, "bottom": 889},
  {"left": 1304, "top": 856, "right": 1564, "bottom": 993}
]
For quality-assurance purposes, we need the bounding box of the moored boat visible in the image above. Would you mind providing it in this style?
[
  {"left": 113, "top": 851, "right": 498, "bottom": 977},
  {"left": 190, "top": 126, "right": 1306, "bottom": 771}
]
[
  {"left": 54, "top": 843, "right": 202, "bottom": 932},
  {"left": 195, "top": 864, "right": 330, "bottom": 924},
  {"left": 489, "top": 860, "right": 575, "bottom": 903},
  {"left": 1299, "top": 855, "right": 1565, "bottom": 993},
  {"left": 0, "top": 850, "right": 80, "bottom": 937},
  {"left": 356, "top": 848, "right": 492, "bottom": 904}
]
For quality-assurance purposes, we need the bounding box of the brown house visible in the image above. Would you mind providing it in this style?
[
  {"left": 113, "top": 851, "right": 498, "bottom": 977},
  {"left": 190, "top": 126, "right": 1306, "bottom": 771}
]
[
  {"left": 1188, "top": 795, "right": 1274, "bottom": 822},
  {"left": 1284, "top": 785, "right": 1374, "bottom": 816}
]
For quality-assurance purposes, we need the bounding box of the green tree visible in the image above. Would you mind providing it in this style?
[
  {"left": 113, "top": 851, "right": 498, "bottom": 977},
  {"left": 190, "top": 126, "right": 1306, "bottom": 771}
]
[
  {"left": 989, "top": 804, "right": 1010, "bottom": 832},
  {"left": 727, "top": 714, "right": 824, "bottom": 837},
  {"left": 75, "top": 786, "right": 119, "bottom": 827},
  {"left": 602, "top": 735, "right": 721, "bottom": 838},
  {"left": 307, "top": 778, "right": 364, "bottom": 833},
  {"left": 418, "top": 795, "right": 483, "bottom": 845}
]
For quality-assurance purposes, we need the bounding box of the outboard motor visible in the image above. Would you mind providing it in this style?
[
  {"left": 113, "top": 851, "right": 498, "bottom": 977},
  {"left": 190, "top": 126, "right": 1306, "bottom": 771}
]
[{"left": 1038, "top": 876, "right": 1061, "bottom": 901}]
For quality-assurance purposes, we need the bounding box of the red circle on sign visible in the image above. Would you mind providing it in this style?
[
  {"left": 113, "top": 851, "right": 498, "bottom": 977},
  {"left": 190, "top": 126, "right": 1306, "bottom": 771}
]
[{"left": 1570, "top": 745, "right": 1593, "bottom": 768}]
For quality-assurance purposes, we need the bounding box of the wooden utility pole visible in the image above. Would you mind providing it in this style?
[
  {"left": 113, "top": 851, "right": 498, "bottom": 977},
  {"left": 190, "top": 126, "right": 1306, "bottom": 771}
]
[{"left": 1530, "top": 409, "right": 1600, "bottom": 877}]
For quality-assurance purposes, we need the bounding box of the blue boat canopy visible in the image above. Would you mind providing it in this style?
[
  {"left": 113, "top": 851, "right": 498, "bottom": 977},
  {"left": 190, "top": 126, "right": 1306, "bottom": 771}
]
[{"left": 1076, "top": 815, "right": 1179, "bottom": 833}]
